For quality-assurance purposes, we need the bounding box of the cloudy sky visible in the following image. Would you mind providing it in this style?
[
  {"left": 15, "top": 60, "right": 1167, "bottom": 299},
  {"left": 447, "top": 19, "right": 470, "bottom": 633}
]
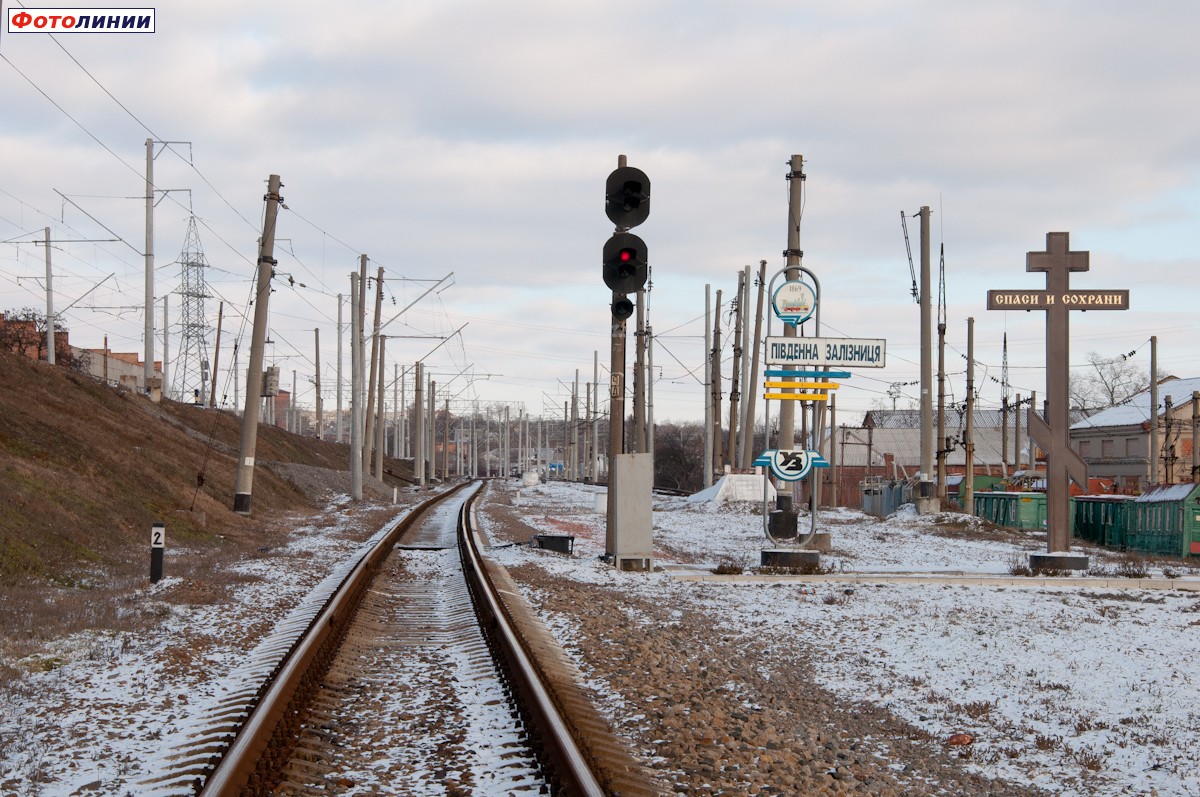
[{"left": 2, "top": 1, "right": 1198, "bottom": 428}]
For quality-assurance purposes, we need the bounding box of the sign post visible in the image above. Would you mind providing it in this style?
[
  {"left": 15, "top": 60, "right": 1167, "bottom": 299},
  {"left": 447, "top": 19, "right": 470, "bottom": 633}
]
[
  {"left": 150, "top": 522, "right": 165, "bottom": 583},
  {"left": 987, "top": 232, "right": 1129, "bottom": 570}
]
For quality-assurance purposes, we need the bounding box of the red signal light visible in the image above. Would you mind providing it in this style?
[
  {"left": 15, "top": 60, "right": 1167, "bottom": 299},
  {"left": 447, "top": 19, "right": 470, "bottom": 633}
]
[{"left": 619, "top": 249, "right": 634, "bottom": 263}]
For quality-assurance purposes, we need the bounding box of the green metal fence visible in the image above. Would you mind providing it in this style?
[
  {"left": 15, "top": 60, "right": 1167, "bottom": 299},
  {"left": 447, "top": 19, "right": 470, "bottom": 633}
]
[
  {"left": 1073, "top": 496, "right": 1131, "bottom": 549},
  {"left": 1127, "top": 484, "right": 1200, "bottom": 557},
  {"left": 973, "top": 492, "right": 1051, "bottom": 530}
]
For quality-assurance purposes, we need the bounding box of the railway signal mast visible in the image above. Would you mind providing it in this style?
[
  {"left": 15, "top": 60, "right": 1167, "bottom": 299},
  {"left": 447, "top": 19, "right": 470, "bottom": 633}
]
[{"left": 602, "top": 157, "right": 653, "bottom": 570}]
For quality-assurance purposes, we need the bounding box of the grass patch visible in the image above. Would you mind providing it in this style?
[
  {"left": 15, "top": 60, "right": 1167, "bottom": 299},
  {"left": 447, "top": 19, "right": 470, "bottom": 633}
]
[
  {"left": 712, "top": 559, "right": 745, "bottom": 575},
  {"left": 1113, "top": 556, "right": 1149, "bottom": 579},
  {"left": 755, "top": 561, "right": 836, "bottom": 576}
]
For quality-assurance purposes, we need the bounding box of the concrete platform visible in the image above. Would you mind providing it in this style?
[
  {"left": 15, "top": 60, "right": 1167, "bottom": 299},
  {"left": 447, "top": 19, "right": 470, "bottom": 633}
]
[{"left": 666, "top": 570, "right": 1200, "bottom": 591}]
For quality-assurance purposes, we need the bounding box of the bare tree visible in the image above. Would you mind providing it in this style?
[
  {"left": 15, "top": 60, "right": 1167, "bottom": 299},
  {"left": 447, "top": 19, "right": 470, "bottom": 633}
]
[
  {"left": 1070, "top": 351, "right": 1149, "bottom": 411},
  {"left": 653, "top": 421, "right": 705, "bottom": 493}
]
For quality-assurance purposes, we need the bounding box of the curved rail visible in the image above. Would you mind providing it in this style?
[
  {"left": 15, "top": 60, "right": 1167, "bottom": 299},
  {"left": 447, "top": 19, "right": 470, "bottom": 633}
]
[
  {"left": 172, "top": 479, "right": 647, "bottom": 796},
  {"left": 457, "top": 486, "right": 607, "bottom": 796},
  {"left": 197, "top": 484, "right": 468, "bottom": 796}
]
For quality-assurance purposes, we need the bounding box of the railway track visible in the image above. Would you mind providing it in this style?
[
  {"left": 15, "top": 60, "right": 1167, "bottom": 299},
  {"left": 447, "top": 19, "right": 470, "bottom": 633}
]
[{"left": 139, "top": 482, "right": 660, "bottom": 796}]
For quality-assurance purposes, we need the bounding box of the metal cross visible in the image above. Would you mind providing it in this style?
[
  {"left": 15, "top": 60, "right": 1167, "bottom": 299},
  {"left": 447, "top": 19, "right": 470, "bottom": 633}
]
[{"left": 988, "top": 232, "right": 1129, "bottom": 556}]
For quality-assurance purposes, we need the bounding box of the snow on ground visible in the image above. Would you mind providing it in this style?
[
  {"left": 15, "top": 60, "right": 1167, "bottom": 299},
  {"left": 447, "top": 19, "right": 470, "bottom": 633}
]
[
  {"left": 488, "top": 480, "right": 1200, "bottom": 797},
  {"left": 2, "top": 480, "right": 1199, "bottom": 796},
  {"left": 0, "top": 498, "right": 408, "bottom": 796}
]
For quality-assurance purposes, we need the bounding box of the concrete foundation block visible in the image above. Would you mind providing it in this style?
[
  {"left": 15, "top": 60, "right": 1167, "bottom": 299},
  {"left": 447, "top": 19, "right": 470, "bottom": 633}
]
[
  {"left": 760, "top": 548, "right": 821, "bottom": 569},
  {"left": 1030, "top": 552, "right": 1090, "bottom": 572}
]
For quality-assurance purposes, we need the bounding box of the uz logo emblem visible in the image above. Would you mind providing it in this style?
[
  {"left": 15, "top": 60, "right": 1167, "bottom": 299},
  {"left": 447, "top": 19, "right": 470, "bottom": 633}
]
[
  {"left": 757, "top": 449, "right": 830, "bottom": 482},
  {"left": 771, "top": 449, "right": 814, "bottom": 482}
]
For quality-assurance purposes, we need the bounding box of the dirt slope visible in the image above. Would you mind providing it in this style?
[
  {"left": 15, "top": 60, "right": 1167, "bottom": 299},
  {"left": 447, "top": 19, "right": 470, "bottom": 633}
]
[{"left": 0, "top": 349, "right": 400, "bottom": 585}]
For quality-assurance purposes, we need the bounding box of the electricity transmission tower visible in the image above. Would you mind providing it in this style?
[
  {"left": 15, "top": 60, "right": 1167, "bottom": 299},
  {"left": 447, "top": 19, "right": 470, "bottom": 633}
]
[{"left": 172, "top": 216, "right": 211, "bottom": 402}]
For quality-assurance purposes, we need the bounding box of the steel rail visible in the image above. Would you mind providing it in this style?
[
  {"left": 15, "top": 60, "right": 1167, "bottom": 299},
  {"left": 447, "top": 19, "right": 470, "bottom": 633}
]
[
  {"left": 198, "top": 484, "right": 466, "bottom": 796},
  {"left": 457, "top": 487, "right": 607, "bottom": 797}
]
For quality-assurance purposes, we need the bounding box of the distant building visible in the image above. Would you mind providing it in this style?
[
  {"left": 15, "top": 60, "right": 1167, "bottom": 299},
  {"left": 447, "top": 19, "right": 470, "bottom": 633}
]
[
  {"left": 1070, "top": 375, "right": 1200, "bottom": 492},
  {"left": 71, "top": 346, "right": 162, "bottom": 392}
]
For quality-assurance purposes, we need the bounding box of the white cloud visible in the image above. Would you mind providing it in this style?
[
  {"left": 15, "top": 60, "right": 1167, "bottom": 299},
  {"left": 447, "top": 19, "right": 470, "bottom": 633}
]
[{"left": 2, "top": 0, "right": 1199, "bottom": 420}]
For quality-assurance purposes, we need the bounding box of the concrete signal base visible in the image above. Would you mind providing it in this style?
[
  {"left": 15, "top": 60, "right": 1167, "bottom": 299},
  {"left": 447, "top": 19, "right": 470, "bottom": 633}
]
[
  {"left": 1030, "top": 552, "right": 1089, "bottom": 572},
  {"left": 761, "top": 549, "right": 821, "bottom": 569},
  {"left": 798, "top": 533, "right": 832, "bottom": 552},
  {"left": 915, "top": 496, "right": 940, "bottom": 515}
]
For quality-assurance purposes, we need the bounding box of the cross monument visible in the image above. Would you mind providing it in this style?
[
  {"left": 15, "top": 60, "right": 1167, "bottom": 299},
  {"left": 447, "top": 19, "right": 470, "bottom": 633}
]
[{"left": 987, "top": 232, "right": 1129, "bottom": 569}]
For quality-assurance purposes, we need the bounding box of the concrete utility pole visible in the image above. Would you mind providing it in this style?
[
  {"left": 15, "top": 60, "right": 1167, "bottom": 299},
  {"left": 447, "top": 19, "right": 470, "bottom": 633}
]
[
  {"left": 573, "top": 370, "right": 581, "bottom": 473},
  {"left": 364, "top": 265, "right": 383, "bottom": 472},
  {"left": 357, "top": 256, "right": 368, "bottom": 453},
  {"left": 1014, "top": 393, "right": 1022, "bottom": 471},
  {"left": 829, "top": 394, "right": 838, "bottom": 505},
  {"left": 1164, "top": 396, "right": 1176, "bottom": 485},
  {"left": 711, "top": 289, "right": 724, "bottom": 474},
  {"left": 350, "top": 272, "right": 363, "bottom": 500},
  {"left": 634, "top": 290, "right": 646, "bottom": 452},
  {"left": 314, "top": 328, "right": 323, "bottom": 438},
  {"left": 736, "top": 265, "right": 751, "bottom": 466},
  {"left": 209, "top": 301, "right": 223, "bottom": 408},
  {"left": 740, "top": 260, "right": 766, "bottom": 469},
  {"left": 443, "top": 396, "right": 451, "bottom": 478},
  {"left": 703, "top": 284, "right": 712, "bottom": 489},
  {"left": 429, "top": 380, "right": 437, "bottom": 480},
  {"left": 233, "top": 174, "right": 283, "bottom": 515},
  {"left": 336, "top": 293, "right": 344, "bottom": 443},
  {"left": 414, "top": 361, "right": 424, "bottom": 487},
  {"left": 162, "top": 296, "right": 169, "bottom": 399},
  {"left": 727, "top": 269, "right": 745, "bottom": 471},
  {"left": 144, "top": 139, "right": 155, "bottom": 392},
  {"left": 964, "top": 317, "right": 976, "bottom": 514},
  {"left": 1149, "top": 335, "right": 1158, "bottom": 487},
  {"left": 44, "top": 227, "right": 55, "bottom": 364},
  {"left": 778, "top": 155, "right": 804, "bottom": 458},
  {"left": 609, "top": 313, "right": 626, "bottom": 465},
  {"left": 646, "top": 325, "right": 655, "bottom": 460},
  {"left": 375, "top": 334, "right": 386, "bottom": 479},
  {"left": 917, "top": 206, "right": 936, "bottom": 512},
  {"left": 936, "top": 272, "right": 947, "bottom": 500}
]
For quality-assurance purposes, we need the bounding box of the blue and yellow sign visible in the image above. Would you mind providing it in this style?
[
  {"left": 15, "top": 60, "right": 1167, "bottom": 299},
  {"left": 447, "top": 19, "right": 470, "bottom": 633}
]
[{"left": 754, "top": 449, "right": 830, "bottom": 482}]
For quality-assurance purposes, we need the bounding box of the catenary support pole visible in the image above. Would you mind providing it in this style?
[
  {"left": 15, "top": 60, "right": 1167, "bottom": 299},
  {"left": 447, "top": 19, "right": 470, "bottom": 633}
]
[
  {"left": 44, "top": 227, "right": 55, "bottom": 364},
  {"left": 162, "top": 296, "right": 169, "bottom": 400},
  {"left": 703, "top": 284, "right": 712, "bottom": 490},
  {"left": 778, "top": 156, "right": 804, "bottom": 459},
  {"left": 314, "top": 328, "right": 322, "bottom": 437},
  {"left": 414, "top": 361, "right": 424, "bottom": 487},
  {"left": 741, "top": 261, "right": 766, "bottom": 469},
  {"left": 144, "top": 139, "right": 155, "bottom": 392},
  {"left": 727, "top": 269, "right": 744, "bottom": 472},
  {"left": 350, "top": 272, "right": 363, "bottom": 500},
  {"left": 1149, "top": 335, "right": 1158, "bottom": 487},
  {"left": 965, "top": 317, "right": 976, "bottom": 514},
  {"left": 364, "top": 265, "right": 383, "bottom": 472},
  {"left": 375, "top": 335, "right": 386, "bottom": 478},
  {"left": 209, "top": 302, "right": 223, "bottom": 408},
  {"left": 336, "top": 293, "right": 344, "bottom": 443},
  {"left": 918, "top": 205, "right": 935, "bottom": 510},
  {"left": 233, "top": 174, "right": 283, "bottom": 515},
  {"left": 937, "top": 289, "right": 946, "bottom": 499},
  {"left": 634, "top": 290, "right": 646, "bottom": 452},
  {"left": 711, "top": 289, "right": 723, "bottom": 474}
]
